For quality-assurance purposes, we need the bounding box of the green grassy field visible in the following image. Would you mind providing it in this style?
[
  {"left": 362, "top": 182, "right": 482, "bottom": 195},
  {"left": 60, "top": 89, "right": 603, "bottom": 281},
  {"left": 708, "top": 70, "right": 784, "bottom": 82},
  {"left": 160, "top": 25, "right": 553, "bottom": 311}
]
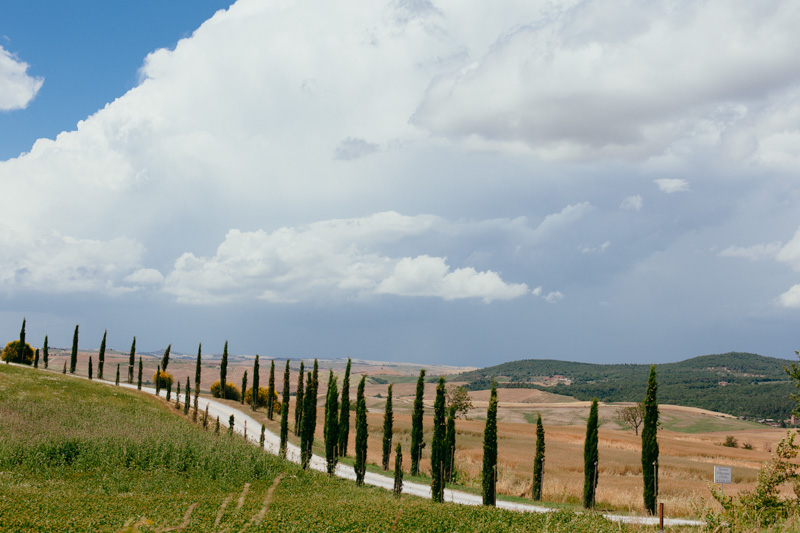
[{"left": 0, "top": 364, "right": 629, "bottom": 532}]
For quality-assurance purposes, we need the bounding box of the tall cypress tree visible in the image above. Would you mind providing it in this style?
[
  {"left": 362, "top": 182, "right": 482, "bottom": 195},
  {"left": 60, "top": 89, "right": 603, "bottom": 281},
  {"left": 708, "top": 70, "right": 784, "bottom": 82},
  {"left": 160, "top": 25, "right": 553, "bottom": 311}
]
[
  {"left": 115, "top": 363, "right": 120, "bottom": 385},
  {"left": 175, "top": 381, "right": 181, "bottom": 408},
  {"left": 280, "top": 359, "right": 290, "bottom": 458},
  {"left": 137, "top": 357, "right": 143, "bottom": 390},
  {"left": 482, "top": 382, "right": 498, "bottom": 506},
  {"left": 445, "top": 405, "right": 456, "bottom": 483},
  {"left": 532, "top": 413, "right": 545, "bottom": 500},
  {"left": 18, "top": 318, "right": 26, "bottom": 366},
  {"left": 193, "top": 344, "right": 201, "bottom": 420},
  {"left": 642, "top": 365, "right": 659, "bottom": 515},
  {"left": 267, "top": 360, "right": 276, "bottom": 420},
  {"left": 128, "top": 337, "right": 136, "bottom": 384},
  {"left": 354, "top": 375, "right": 367, "bottom": 486},
  {"left": 410, "top": 368, "right": 426, "bottom": 476},
  {"left": 338, "top": 358, "right": 352, "bottom": 458},
  {"left": 393, "top": 442, "right": 404, "bottom": 497},
  {"left": 241, "top": 370, "right": 248, "bottom": 405},
  {"left": 324, "top": 371, "right": 339, "bottom": 474},
  {"left": 88, "top": 356, "right": 93, "bottom": 380},
  {"left": 300, "top": 370, "right": 317, "bottom": 469},
  {"left": 184, "top": 377, "right": 191, "bottom": 415},
  {"left": 251, "top": 355, "right": 261, "bottom": 410},
  {"left": 69, "top": 325, "right": 79, "bottom": 374},
  {"left": 294, "top": 361, "right": 305, "bottom": 436},
  {"left": 98, "top": 330, "right": 107, "bottom": 380},
  {"left": 159, "top": 344, "right": 171, "bottom": 373},
  {"left": 43, "top": 335, "right": 49, "bottom": 369},
  {"left": 583, "top": 398, "right": 599, "bottom": 509},
  {"left": 431, "top": 376, "right": 447, "bottom": 503},
  {"left": 156, "top": 365, "right": 162, "bottom": 396},
  {"left": 220, "top": 341, "right": 228, "bottom": 400},
  {"left": 382, "top": 384, "right": 393, "bottom": 471},
  {"left": 34, "top": 348, "right": 39, "bottom": 369}
]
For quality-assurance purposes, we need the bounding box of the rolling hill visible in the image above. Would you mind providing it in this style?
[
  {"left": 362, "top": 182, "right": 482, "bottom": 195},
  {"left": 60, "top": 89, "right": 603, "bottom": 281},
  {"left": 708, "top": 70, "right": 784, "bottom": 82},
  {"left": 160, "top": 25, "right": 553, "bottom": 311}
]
[{"left": 456, "top": 352, "right": 797, "bottom": 420}]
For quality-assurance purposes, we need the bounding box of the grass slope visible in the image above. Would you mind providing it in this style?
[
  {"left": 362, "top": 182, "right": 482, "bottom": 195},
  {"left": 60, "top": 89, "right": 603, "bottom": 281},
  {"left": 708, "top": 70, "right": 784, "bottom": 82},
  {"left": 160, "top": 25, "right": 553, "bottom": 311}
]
[
  {"left": 459, "top": 352, "right": 795, "bottom": 420},
  {"left": 0, "top": 365, "right": 624, "bottom": 532}
]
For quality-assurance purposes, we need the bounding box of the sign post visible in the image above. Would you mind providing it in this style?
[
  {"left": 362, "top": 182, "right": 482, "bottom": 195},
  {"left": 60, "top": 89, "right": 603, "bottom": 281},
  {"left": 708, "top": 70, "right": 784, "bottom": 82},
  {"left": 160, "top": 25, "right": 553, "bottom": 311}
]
[{"left": 714, "top": 466, "right": 732, "bottom": 509}]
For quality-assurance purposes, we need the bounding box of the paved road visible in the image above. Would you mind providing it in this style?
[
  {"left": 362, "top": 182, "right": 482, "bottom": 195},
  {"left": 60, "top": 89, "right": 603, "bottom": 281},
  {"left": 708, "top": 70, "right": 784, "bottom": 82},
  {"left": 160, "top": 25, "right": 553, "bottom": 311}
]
[{"left": 19, "top": 364, "right": 704, "bottom": 528}]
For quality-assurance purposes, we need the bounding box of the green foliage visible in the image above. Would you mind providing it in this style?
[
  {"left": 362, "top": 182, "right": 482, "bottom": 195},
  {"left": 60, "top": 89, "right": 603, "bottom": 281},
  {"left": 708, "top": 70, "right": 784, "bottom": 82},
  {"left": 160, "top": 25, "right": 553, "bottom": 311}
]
[
  {"left": 382, "top": 384, "right": 393, "bottom": 471},
  {"left": 88, "top": 356, "right": 93, "bottom": 380},
  {"left": 354, "top": 375, "right": 367, "bottom": 485},
  {"left": 300, "top": 367, "right": 317, "bottom": 469},
  {"left": 446, "top": 384, "right": 473, "bottom": 419},
  {"left": 251, "top": 354, "right": 260, "bottom": 410},
  {"left": 410, "top": 368, "right": 426, "bottom": 476},
  {"left": 115, "top": 363, "right": 120, "bottom": 386},
  {"left": 722, "top": 435, "right": 739, "bottom": 448},
  {"left": 532, "top": 413, "right": 545, "bottom": 501},
  {"left": 463, "top": 352, "right": 795, "bottom": 420},
  {"left": 339, "top": 358, "right": 351, "bottom": 458},
  {"left": 641, "top": 365, "right": 659, "bottom": 515},
  {"left": 153, "top": 370, "right": 174, "bottom": 391},
  {"left": 445, "top": 405, "right": 456, "bottom": 483},
  {"left": 2, "top": 340, "right": 34, "bottom": 365},
  {"left": 394, "top": 442, "right": 404, "bottom": 497},
  {"left": 127, "top": 336, "right": 135, "bottom": 384},
  {"left": 324, "top": 371, "right": 339, "bottom": 474},
  {"left": 69, "top": 325, "right": 79, "bottom": 374},
  {"left": 137, "top": 357, "right": 142, "bottom": 390},
  {"left": 583, "top": 399, "right": 599, "bottom": 509},
  {"left": 241, "top": 369, "right": 248, "bottom": 405},
  {"left": 194, "top": 343, "right": 202, "bottom": 391},
  {"left": 210, "top": 380, "right": 241, "bottom": 402},
  {"left": 33, "top": 348, "right": 39, "bottom": 369},
  {"left": 183, "top": 377, "right": 190, "bottom": 415},
  {"left": 42, "top": 335, "right": 48, "bottom": 369},
  {"left": 160, "top": 344, "right": 171, "bottom": 373},
  {"left": 482, "top": 382, "right": 498, "bottom": 506}
]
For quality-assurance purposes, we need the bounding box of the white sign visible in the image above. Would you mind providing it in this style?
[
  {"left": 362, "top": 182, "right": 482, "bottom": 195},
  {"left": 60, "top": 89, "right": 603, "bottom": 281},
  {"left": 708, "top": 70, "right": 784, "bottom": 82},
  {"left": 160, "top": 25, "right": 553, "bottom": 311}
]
[{"left": 714, "top": 466, "right": 732, "bottom": 484}]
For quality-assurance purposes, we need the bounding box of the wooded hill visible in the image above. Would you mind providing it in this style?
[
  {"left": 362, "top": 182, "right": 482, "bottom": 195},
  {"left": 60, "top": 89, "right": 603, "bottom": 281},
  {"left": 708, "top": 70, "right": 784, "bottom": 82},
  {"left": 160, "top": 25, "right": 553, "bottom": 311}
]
[{"left": 457, "top": 352, "right": 796, "bottom": 421}]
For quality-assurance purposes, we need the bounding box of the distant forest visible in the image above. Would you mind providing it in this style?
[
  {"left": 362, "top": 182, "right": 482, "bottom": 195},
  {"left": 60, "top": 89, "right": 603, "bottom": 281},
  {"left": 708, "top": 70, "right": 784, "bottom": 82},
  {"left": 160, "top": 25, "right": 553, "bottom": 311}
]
[{"left": 457, "top": 352, "right": 796, "bottom": 421}]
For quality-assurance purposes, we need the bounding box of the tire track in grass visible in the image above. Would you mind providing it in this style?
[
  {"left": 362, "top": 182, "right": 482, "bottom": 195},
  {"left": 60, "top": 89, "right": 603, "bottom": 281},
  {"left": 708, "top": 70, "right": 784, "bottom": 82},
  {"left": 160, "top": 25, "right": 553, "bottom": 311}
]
[
  {"left": 240, "top": 473, "right": 285, "bottom": 532},
  {"left": 213, "top": 494, "right": 233, "bottom": 528},
  {"left": 161, "top": 502, "right": 198, "bottom": 532}
]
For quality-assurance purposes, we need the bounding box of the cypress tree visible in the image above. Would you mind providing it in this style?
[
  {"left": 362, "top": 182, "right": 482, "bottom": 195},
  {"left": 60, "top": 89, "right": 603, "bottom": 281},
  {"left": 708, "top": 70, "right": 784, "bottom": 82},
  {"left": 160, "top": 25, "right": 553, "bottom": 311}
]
[
  {"left": 294, "top": 360, "right": 305, "bottom": 436},
  {"left": 220, "top": 341, "right": 228, "bottom": 400},
  {"left": 532, "top": 413, "right": 545, "bottom": 501},
  {"left": 160, "top": 344, "right": 171, "bottom": 373},
  {"left": 203, "top": 404, "right": 209, "bottom": 428},
  {"left": 268, "top": 360, "right": 276, "bottom": 420},
  {"left": 34, "top": 348, "right": 39, "bottom": 369},
  {"left": 175, "top": 381, "right": 181, "bottom": 408},
  {"left": 410, "top": 368, "right": 426, "bottom": 476},
  {"left": 482, "top": 382, "right": 498, "bottom": 506},
  {"left": 324, "top": 371, "right": 339, "bottom": 474},
  {"left": 166, "top": 379, "right": 172, "bottom": 402},
  {"left": 393, "top": 442, "right": 404, "bottom": 497},
  {"left": 583, "top": 398, "right": 599, "bottom": 509},
  {"left": 17, "top": 318, "right": 25, "bottom": 365},
  {"left": 137, "top": 357, "right": 143, "bottom": 390},
  {"left": 215, "top": 416, "right": 220, "bottom": 434},
  {"left": 382, "top": 384, "right": 393, "bottom": 471},
  {"left": 354, "top": 375, "right": 367, "bottom": 486},
  {"left": 431, "top": 376, "right": 447, "bottom": 502},
  {"left": 251, "top": 354, "right": 261, "bottom": 411},
  {"left": 128, "top": 337, "right": 136, "bottom": 384},
  {"left": 98, "top": 330, "right": 107, "bottom": 380},
  {"left": 43, "top": 335, "right": 49, "bottom": 369},
  {"left": 228, "top": 414, "right": 235, "bottom": 436},
  {"left": 184, "top": 377, "right": 191, "bottom": 415},
  {"left": 194, "top": 344, "right": 201, "bottom": 420},
  {"left": 69, "top": 325, "right": 79, "bottom": 374},
  {"left": 156, "top": 364, "right": 162, "bottom": 396},
  {"left": 338, "top": 358, "right": 351, "bottom": 458},
  {"left": 445, "top": 405, "right": 456, "bottom": 483},
  {"left": 642, "top": 365, "right": 659, "bottom": 515},
  {"left": 88, "top": 356, "right": 93, "bottom": 380},
  {"left": 62, "top": 361, "right": 66, "bottom": 374},
  {"left": 115, "top": 363, "right": 120, "bottom": 385},
  {"left": 241, "top": 370, "right": 248, "bottom": 405},
  {"left": 280, "top": 359, "right": 290, "bottom": 458},
  {"left": 300, "top": 371, "right": 316, "bottom": 468},
  {"left": 260, "top": 424, "right": 266, "bottom": 449}
]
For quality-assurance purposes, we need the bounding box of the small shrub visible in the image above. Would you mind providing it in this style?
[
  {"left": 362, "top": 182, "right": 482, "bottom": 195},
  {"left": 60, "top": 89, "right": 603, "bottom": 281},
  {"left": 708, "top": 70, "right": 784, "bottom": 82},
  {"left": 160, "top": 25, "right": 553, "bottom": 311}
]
[
  {"left": 1, "top": 341, "right": 34, "bottom": 365},
  {"left": 210, "top": 380, "right": 241, "bottom": 402},
  {"left": 244, "top": 386, "right": 280, "bottom": 411},
  {"left": 722, "top": 435, "right": 738, "bottom": 448},
  {"left": 742, "top": 442, "right": 753, "bottom": 450},
  {"left": 152, "top": 370, "right": 173, "bottom": 390}
]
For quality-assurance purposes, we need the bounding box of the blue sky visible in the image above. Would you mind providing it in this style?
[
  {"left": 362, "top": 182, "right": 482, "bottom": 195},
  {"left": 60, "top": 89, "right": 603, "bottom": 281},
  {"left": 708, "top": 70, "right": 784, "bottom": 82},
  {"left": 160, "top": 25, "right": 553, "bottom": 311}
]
[{"left": 2, "top": 0, "right": 800, "bottom": 366}]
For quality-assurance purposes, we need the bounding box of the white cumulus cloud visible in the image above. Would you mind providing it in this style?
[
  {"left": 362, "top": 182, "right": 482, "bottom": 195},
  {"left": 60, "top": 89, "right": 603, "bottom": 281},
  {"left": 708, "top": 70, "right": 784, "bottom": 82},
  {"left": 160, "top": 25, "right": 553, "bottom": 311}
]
[
  {"left": 654, "top": 178, "right": 690, "bottom": 194},
  {"left": 0, "top": 46, "right": 43, "bottom": 110},
  {"left": 719, "top": 242, "right": 782, "bottom": 261},
  {"left": 778, "top": 284, "right": 800, "bottom": 309},
  {"left": 620, "top": 195, "right": 643, "bottom": 211}
]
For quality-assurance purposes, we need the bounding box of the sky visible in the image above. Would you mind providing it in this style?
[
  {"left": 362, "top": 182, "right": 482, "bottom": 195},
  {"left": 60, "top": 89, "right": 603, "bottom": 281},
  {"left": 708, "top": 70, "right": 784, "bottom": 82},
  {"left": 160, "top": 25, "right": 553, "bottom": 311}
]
[{"left": 2, "top": 0, "right": 800, "bottom": 366}]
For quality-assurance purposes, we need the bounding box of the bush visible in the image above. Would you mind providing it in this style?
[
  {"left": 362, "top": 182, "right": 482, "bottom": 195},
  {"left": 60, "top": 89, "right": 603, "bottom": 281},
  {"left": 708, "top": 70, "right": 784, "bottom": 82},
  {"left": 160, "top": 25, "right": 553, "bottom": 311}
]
[
  {"left": 210, "top": 380, "right": 241, "bottom": 402},
  {"left": 244, "top": 386, "right": 280, "bottom": 411},
  {"left": 722, "top": 435, "right": 738, "bottom": 448},
  {"left": 1, "top": 341, "right": 34, "bottom": 365},
  {"left": 152, "top": 370, "right": 173, "bottom": 390}
]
